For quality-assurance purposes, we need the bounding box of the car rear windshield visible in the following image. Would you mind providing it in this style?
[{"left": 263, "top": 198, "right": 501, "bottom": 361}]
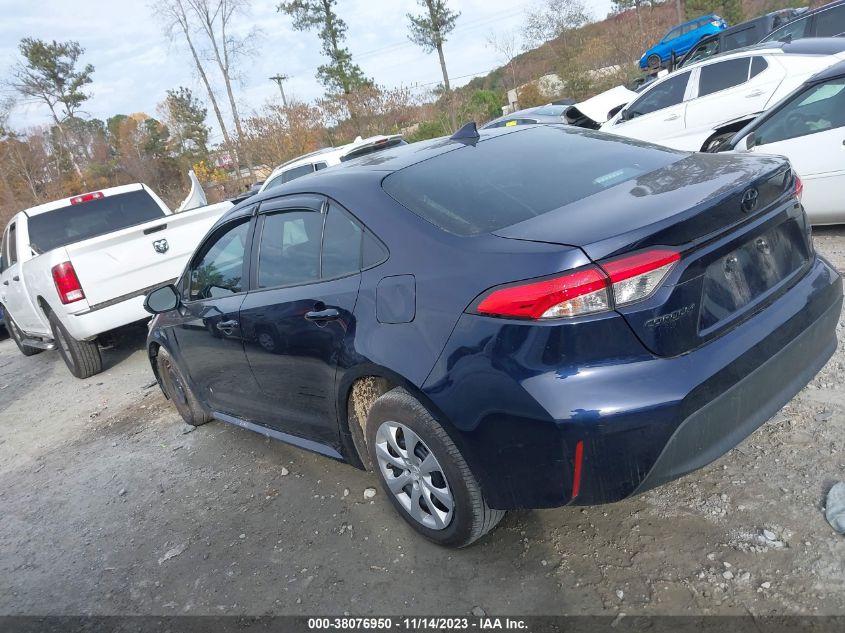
[
  {"left": 382, "top": 127, "right": 683, "bottom": 236},
  {"left": 28, "top": 189, "right": 166, "bottom": 253}
]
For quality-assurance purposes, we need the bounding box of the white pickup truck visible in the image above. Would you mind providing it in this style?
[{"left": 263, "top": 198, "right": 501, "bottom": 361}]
[{"left": 0, "top": 178, "right": 232, "bottom": 378}]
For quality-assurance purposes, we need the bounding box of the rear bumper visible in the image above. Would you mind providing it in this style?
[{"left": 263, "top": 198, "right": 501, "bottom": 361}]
[
  {"left": 62, "top": 295, "right": 150, "bottom": 340},
  {"left": 424, "top": 255, "right": 842, "bottom": 510}
]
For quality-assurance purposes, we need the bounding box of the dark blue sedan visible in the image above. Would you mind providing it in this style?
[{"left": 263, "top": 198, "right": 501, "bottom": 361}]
[{"left": 144, "top": 125, "right": 842, "bottom": 547}]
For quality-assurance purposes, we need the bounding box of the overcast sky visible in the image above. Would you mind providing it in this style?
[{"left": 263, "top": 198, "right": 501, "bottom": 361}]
[{"left": 0, "top": 0, "right": 614, "bottom": 142}]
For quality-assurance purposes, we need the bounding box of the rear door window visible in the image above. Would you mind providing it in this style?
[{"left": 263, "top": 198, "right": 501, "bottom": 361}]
[
  {"left": 750, "top": 56, "right": 768, "bottom": 79},
  {"left": 281, "top": 164, "right": 315, "bottom": 184},
  {"left": 27, "top": 189, "right": 166, "bottom": 253},
  {"left": 763, "top": 15, "right": 811, "bottom": 41},
  {"left": 723, "top": 27, "right": 758, "bottom": 50},
  {"left": 815, "top": 4, "right": 845, "bottom": 36},
  {"left": 698, "top": 58, "right": 751, "bottom": 97},
  {"left": 257, "top": 210, "right": 323, "bottom": 288},
  {"left": 755, "top": 79, "right": 845, "bottom": 145},
  {"left": 626, "top": 71, "right": 691, "bottom": 117},
  {"left": 321, "top": 205, "right": 363, "bottom": 279}
]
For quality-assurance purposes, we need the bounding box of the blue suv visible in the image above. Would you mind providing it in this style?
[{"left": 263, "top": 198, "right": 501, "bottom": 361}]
[{"left": 640, "top": 14, "right": 728, "bottom": 70}]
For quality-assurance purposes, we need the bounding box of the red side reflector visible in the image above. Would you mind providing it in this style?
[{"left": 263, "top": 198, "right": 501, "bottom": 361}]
[
  {"left": 571, "top": 440, "right": 584, "bottom": 499},
  {"left": 52, "top": 261, "right": 85, "bottom": 304},
  {"left": 70, "top": 191, "right": 104, "bottom": 205}
]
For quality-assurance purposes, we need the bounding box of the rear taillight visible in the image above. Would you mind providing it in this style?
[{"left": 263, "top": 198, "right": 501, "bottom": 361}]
[
  {"left": 474, "top": 248, "right": 680, "bottom": 320},
  {"left": 70, "top": 191, "right": 103, "bottom": 205},
  {"left": 794, "top": 173, "right": 803, "bottom": 202},
  {"left": 599, "top": 248, "right": 680, "bottom": 307},
  {"left": 52, "top": 261, "right": 85, "bottom": 304}
]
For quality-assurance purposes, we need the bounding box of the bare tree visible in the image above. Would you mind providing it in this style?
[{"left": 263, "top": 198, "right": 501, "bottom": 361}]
[
  {"left": 486, "top": 30, "right": 522, "bottom": 93},
  {"left": 155, "top": 0, "right": 243, "bottom": 182},
  {"left": 187, "top": 0, "right": 257, "bottom": 179},
  {"left": 522, "top": 0, "right": 590, "bottom": 51}
]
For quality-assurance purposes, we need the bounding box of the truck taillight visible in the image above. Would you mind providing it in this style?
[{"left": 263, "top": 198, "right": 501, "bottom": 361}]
[
  {"left": 70, "top": 192, "right": 103, "bottom": 205},
  {"left": 473, "top": 248, "right": 680, "bottom": 320},
  {"left": 52, "top": 262, "right": 85, "bottom": 304},
  {"left": 794, "top": 173, "right": 804, "bottom": 202}
]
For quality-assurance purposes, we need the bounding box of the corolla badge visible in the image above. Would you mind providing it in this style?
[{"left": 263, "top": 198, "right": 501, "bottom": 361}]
[
  {"left": 153, "top": 238, "right": 169, "bottom": 254},
  {"left": 741, "top": 188, "right": 759, "bottom": 213}
]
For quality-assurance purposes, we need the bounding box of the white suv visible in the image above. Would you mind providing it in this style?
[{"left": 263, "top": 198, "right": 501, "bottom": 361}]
[
  {"left": 601, "top": 38, "right": 845, "bottom": 151},
  {"left": 259, "top": 134, "right": 405, "bottom": 194}
]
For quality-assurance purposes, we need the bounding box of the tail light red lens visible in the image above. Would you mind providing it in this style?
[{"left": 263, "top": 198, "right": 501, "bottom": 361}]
[
  {"left": 70, "top": 191, "right": 104, "bottom": 205},
  {"left": 475, "top": 266, "right": 610, "bottom": 319},
  {"left": 599, "top": 248, "right": 680, "bottom": 307},
  {"left": 52, "top": 261, "right": 85, "bottom": 304},
  {"left": 474, "top": 248, "right": 680, "bottom": 320},
  {"left": 794, "top": 173, "right": 804, "bottom": 202}
]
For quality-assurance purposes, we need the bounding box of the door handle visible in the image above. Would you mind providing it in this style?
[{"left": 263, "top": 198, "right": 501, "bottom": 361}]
[
  {"left": 304, "top": 308, "right": 340, "bottom": 322},
  {"left": 745, "top": 90, "right": 765, "bottom": 98},
  {"left": 216, "top": 319, "right": 238, "bottom": 331},
  {"left": 2, "top": 281, "right": 7, "bottom": 286},
  {"left": 664, "top": 114, "right": 680, "bottom": 121},
  {"left": 12, "top": 275, "right": 19, "bottom": 282}
]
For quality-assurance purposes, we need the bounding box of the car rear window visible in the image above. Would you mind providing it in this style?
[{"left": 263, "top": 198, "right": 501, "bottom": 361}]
[
  {"left": 382, "top": 127, "right": 683, "bottom": 236},
  {"left": 28, "top": 189, "right": 166, "bottom": 253}
]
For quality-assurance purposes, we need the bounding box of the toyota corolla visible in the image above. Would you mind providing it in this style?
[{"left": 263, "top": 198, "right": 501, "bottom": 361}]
[{"left": 144, "top": 124, "right": 842, "bottom": 547}]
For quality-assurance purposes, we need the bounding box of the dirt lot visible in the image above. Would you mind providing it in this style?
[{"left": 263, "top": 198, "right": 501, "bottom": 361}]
[{"left": 1, "top": 228, "right": 844, "bottom": 617}]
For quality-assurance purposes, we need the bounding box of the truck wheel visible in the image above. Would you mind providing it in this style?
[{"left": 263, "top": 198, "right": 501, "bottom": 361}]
[
  {"left": 156, "top": 347, "right": 211, "bottom": 426},
  {"left": 47, "top": 311, "right": 102, "bottom": 379},
  {"left": 366, "top": 387, "right": 505, "bottom": 548},
  {"left": 4, "top": 309, "right": 43, "bottom": 357}
]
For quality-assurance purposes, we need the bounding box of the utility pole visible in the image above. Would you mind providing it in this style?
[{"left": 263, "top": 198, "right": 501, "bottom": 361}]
[{"left": 269, "top": 74, "right": 289, "bottom": 108}]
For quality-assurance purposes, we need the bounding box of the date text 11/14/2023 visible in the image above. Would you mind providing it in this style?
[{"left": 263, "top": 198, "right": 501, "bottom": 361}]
[{"left": 307, "top": 617, "right": 529, "bottom": 630}]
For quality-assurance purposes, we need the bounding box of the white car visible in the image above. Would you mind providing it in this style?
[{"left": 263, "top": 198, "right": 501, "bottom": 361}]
[
  {"left": 0, "top": 178, "right": 232, "bottom": 378},
  {"left": 259, "top": 134, "right": 405, "bottom": 194},
  {"left": 721, "top": 59, "right": 845, "bottom": 225},
  {"left": 600, "top": 38, "right": 845, "bottom": 151}
]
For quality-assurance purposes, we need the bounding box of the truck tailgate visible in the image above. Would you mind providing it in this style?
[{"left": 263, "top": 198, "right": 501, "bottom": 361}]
[{"left": 67, "top": 202, "right": 231, "bottom": 307}]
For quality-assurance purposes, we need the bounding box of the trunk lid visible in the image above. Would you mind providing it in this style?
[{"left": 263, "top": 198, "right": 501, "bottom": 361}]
[
  {"left": 494, "top": 153, "right": 812, "bottom": 357},
  {"left": 66, "top": 202, "right": 231, "bottom": 307}
]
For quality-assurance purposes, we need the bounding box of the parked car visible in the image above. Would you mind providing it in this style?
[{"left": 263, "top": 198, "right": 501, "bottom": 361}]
[
  {"left": 143, "top": 124, "right": 841, "bottom": 547},
  {"left": 718, "top": 59, "right": 845, "bottom": 225},
  {"left": 481, "top": 104, "right": 571, "bottom": 129},
  {"left": 761, "top": 0, "right": 845, "bottom": 43},
  {"left": 677, "top": 8, "right": 804, "bottom": 68},
  {"left": 0, "top": 180, "right": 232, "bottom": 378},
  {"left": 640, "top": 14, "right": 727, "bottom": 70},
  {"left": 602, "top": 38, "right": 845, "bottom": 151},
  {"left": 258, "top": 135, "right": 405, "bottom": 194}
]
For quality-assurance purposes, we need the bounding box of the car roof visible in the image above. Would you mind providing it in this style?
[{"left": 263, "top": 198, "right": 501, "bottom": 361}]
[
  {"left": 676, "top": 14, "right": 719, "bottom": 27},
  {"left": 267, "top": 134, "right": 403, "bottom": 177},
  {"left": 482, "top": 105, "right": 569, "bottom": 128},
  {"left": 671, "top": 36, "right": 845, "bottom": 71}
]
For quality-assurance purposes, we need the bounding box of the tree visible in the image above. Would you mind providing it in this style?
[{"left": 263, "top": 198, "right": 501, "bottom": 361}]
[
  {"left": 278, "top": 0, "right": 368, "bottom": 96},
  {"left": 486, "top": 30, "right": 522, "bottom": 92},
  {"left": 10, "top": 38, "right": 94, "bottom": 180},
  {"left": 158, "top": 86, "right": 210, "bottom": 162},
  {"left": 522, "top": 0, "right": 590, "bottom": 51},
  {"left": 407, "top": 0, "right": 460, "bottom": 92},
  {"left": 612, "top": 0, "right": 649, "bottom": 45},
  {"left": 155, "top": 0, "right": 242, "bottom": 183},
  {"left": 186, "top": 0, "right": 258, "bottom": 179},
  {"left": 685, "top": 0, "right": 742, "bottom": 24}
]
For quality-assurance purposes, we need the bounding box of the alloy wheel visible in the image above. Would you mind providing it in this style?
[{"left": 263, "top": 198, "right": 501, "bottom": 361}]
[{"left": 374, "top": 421, "right": 454, "bottom": 530}]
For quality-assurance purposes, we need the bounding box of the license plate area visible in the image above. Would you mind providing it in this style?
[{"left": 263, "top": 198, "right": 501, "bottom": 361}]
[{"left": 699, "top": 220, "right": 809, "bottom": 333}]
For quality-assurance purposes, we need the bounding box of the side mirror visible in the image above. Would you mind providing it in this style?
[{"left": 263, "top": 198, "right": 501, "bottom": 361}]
[
  {"left": 744, "top": 131, "right": 757, "bottom": 151},
  {"left": 618, "top": 109, "right": 629, "bottom": 122},
  {"left": 144, "top": 284, "right": 180, "bottom": 314}
]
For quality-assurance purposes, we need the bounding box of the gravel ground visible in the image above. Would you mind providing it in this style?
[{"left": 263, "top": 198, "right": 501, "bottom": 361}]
[{"left": 0, "top": 227, "right": 843, "bottom": 617}]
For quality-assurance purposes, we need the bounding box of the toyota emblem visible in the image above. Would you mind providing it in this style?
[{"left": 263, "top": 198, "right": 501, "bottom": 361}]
[{"left": 741, "top": 188, "right": 759, "bottom": 213}]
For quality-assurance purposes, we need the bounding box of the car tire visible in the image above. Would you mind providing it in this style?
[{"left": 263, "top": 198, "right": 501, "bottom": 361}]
[
  {"left": 47, "top": 310, "right": 102, "bottom": 379},
  {"left": 4, "top": 308, "right": 43, "bottom": 357},
  {"left": 647, "top": 54, "right": 662, "bottom": 70},
  {"left": 365, "top": 387, "right": 505, "bottom": 548},
  {"left": 155, "top": 347, "right": 211, "bottom": 427}
]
